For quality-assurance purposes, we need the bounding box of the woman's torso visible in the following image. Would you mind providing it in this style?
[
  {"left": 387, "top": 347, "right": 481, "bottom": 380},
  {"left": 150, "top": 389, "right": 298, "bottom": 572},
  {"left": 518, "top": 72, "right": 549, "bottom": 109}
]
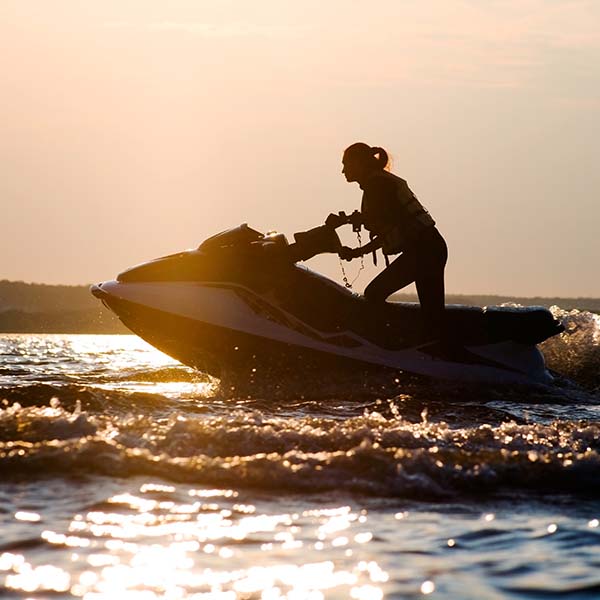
[{"left": 360, "top": 170, "right": 436, "bottom": 255}]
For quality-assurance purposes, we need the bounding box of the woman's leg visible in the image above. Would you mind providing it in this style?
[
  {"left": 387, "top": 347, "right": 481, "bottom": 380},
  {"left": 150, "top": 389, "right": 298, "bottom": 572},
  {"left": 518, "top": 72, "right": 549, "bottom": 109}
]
[
  {"left": 364, "top": 252, "right": 418, "bottom": 303},
  {"left": 363, "top": 229, "right": 448, "bottom": 342},
  {"left": 415, "top": 268, "right": 446, "bottom": 340},
  {"left": 415, "top": 231, "right": 448, "bottom": 340}
]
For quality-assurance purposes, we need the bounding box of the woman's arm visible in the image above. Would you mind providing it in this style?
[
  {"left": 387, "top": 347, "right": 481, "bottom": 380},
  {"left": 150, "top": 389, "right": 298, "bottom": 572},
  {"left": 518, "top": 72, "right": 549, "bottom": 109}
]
[
  {"left": 358, "top": 236, "right": 382, "bottom": 255},
  {"left": 339, "top": 235, "right": 382, "bottom": 260}
]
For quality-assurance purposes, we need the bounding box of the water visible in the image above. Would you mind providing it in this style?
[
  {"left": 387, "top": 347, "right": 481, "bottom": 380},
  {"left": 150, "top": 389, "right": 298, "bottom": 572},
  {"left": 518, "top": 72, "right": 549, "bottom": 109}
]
[{"left": 1, "top": 306, "right": 599, "bottom": 599}]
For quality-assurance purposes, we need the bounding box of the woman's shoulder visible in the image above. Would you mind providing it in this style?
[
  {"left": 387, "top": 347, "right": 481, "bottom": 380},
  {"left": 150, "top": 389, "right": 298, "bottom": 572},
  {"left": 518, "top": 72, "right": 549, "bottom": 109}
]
[{"left": 362, "top": 171, "right": 406, "bottom": 196}]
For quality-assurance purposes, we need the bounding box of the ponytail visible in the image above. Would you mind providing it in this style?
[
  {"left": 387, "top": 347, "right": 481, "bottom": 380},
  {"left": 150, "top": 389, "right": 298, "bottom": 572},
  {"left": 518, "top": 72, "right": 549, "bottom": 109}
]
[
  {"left": 371, "top": 146, "right": 389, "bottom": 170},
  {"left": 343, "top": 142, "right": 390, "bottom": 171}
]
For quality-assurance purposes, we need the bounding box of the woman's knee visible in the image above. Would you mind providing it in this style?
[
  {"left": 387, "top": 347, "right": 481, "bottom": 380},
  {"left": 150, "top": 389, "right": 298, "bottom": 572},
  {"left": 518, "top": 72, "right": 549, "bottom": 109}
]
[{"left": 364, "top": 281, "right": 387, "bottom": 303}]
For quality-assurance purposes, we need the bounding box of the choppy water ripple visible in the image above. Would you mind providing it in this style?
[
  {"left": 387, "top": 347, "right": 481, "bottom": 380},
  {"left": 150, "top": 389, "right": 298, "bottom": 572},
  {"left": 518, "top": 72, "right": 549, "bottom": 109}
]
[
  {"left": 0, "top": 314, "right": 599, "bottom": 598},
  {"left": 1, "top": 399, "right": 600, "bottom": 499},
  {"left": 0, "top": 478, "right": 599, "bottom": 599}
]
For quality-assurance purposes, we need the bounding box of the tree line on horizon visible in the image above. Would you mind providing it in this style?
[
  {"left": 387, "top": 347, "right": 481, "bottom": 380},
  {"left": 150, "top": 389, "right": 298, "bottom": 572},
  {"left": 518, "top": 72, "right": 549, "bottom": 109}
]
[{"left": 0, "top": 279, "right": 598, "bottom": 334}]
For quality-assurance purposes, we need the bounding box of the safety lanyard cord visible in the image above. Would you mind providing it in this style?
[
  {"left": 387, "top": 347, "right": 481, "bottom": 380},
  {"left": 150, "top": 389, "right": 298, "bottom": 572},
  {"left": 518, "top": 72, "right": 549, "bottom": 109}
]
[{"left": 339, "top": 230, "right": 365, "bottom": 289}]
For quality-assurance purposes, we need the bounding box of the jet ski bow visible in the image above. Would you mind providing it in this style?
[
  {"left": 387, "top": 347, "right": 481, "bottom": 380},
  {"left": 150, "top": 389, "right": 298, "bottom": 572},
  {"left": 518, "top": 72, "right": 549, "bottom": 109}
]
[{"left": 91, "top": 224, "right": 564, "bottom": 385}]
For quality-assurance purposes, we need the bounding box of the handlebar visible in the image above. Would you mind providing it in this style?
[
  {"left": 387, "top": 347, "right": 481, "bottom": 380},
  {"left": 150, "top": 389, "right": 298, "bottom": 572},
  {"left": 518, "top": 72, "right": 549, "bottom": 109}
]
[{"left": 326, "top": 210, "right": 362, "bottom": 232}]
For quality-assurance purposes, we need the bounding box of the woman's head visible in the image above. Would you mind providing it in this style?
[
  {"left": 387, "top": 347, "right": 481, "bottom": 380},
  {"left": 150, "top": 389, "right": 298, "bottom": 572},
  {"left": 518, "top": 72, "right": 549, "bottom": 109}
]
[{"left": 342, "top": 143, "right": 390, "bottom": 183}]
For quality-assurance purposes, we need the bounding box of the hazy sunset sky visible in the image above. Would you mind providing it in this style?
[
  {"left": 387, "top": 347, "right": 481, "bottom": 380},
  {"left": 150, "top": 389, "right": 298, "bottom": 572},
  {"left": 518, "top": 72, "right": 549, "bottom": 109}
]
[{"left": 2, "top": 1, "right": 599, "bottom": 296}]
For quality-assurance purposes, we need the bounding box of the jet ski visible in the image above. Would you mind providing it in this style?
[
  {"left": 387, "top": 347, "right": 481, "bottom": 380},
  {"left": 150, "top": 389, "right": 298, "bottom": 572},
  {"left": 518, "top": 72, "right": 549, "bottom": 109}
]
[{"left": 91, "top": 224, "right": 564, "bottom": 385}]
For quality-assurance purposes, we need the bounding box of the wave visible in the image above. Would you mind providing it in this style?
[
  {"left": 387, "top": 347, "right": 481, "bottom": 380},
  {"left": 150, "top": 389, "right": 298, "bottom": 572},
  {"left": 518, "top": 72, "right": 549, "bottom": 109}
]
[
  {"left": 0, "top": 311, "right": 598, "bottom": 499},
  {"left": 1, "top": 399, "right": 599, "bottom": 499},
  {"left": 541, "top": 307, "right": 600, "bottom": 391},
  {"left": 0, "top": 383, "right": 182, "bottom": 414},
  {"left": 113, "top": 366, "right": 210, "bottom": 383}
]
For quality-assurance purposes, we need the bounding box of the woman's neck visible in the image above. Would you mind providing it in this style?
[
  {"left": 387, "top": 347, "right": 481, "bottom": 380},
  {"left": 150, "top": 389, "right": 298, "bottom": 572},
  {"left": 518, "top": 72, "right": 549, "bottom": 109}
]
[{"left": 357, "top": 169, "right": 380, "bottom": 189}]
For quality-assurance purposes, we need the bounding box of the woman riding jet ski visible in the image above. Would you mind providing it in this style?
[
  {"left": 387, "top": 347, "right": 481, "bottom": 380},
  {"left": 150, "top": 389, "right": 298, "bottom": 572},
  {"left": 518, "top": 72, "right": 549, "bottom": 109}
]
[{"left": 328, "top": 142, "right": 448, "bottom": 345}]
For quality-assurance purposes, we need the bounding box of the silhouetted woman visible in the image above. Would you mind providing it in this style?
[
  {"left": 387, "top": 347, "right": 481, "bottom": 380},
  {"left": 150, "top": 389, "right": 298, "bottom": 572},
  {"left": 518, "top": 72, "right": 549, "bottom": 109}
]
[{"left": 331, "top": 142, "right": 448, "bottom": 340}]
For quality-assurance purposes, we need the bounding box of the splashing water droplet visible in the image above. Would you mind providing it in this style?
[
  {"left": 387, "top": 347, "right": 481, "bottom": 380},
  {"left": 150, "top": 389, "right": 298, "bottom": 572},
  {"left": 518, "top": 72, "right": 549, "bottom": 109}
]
[{"left": 421, "top": 580, "right": 435, "bottom": 594}]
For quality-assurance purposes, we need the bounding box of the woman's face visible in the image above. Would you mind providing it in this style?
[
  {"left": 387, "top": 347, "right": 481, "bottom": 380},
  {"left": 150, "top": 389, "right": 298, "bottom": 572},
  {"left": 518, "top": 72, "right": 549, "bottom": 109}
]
[{"left": 341, "top": 154, "right": 365, "bottom": 183}]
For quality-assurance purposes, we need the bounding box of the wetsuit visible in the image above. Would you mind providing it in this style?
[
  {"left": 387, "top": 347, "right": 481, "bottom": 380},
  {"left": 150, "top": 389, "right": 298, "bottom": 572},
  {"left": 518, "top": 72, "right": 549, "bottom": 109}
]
[{"left": 360, "top": 171, "right": 448, "bottom": 339}]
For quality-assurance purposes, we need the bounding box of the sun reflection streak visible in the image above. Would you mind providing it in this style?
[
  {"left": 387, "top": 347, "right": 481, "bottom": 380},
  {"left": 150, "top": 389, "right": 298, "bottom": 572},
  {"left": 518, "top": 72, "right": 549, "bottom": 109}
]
[
  {"left": 28, "top": 334, "right": 220, "bottom": 399},
  {"left": 2, "top": 481, "right": 388, "bottom": 598}
]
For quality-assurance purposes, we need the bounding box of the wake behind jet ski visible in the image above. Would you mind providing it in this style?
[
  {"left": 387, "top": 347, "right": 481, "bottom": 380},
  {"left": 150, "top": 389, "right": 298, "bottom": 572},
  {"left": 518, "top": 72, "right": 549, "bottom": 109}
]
[{"left": 91, "top": 223, "right": 564, "bottom": 386}]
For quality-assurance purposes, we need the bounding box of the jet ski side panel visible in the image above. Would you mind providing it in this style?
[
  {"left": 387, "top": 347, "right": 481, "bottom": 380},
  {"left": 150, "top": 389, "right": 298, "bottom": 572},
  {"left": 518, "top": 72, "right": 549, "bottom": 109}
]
[
  {"left": 92, "top": 281, "right": 553, "bottom": 385},
  {"left": 91, "top": 289, "right": 384, "bottom": 380}
]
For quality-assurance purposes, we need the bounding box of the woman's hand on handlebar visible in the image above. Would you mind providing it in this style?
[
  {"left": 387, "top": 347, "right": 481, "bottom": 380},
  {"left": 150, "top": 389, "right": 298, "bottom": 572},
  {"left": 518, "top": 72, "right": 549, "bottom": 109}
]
[
  {"left": 325, "top": 210, "right": 362, "bottom": 230},
  {"left": 325, "top": 212, "right": 347, "bottom": 228}
]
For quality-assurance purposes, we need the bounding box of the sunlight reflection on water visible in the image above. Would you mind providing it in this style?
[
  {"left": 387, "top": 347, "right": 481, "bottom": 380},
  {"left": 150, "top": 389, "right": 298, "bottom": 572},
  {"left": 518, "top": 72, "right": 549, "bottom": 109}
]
[
  {"left": 1, "top": 334, "right": 219, "bottom": 399},
  {"left": 3, "top": 483, "right": 388, "bottom": 599}
]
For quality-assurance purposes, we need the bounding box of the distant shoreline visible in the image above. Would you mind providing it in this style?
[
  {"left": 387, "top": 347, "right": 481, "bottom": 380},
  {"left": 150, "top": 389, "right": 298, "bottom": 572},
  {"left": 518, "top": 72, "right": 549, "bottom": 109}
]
[{"left": 1, "top": 280, "right": 598, "bottom": 334}]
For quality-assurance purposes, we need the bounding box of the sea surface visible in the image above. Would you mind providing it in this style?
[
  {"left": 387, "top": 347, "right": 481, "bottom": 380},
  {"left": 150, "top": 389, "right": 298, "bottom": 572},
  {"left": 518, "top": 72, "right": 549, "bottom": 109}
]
[{"left": 1, "top": 306, "right": 599, "bottom": 599}]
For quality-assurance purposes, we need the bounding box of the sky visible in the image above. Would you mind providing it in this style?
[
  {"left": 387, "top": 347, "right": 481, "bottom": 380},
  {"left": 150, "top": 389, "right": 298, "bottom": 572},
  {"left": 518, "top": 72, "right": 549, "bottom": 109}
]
[{"left": 1, "top": 0, "right": 599, "bottom": 296}]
